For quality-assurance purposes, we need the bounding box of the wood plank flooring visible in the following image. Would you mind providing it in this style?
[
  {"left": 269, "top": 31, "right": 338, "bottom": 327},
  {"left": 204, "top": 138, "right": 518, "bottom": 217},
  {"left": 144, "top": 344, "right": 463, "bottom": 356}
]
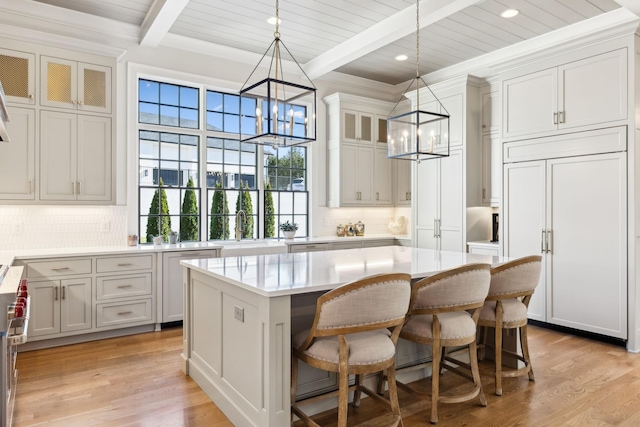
[{"left": 13, "top": 325, "right": 640, "bottom": 426}]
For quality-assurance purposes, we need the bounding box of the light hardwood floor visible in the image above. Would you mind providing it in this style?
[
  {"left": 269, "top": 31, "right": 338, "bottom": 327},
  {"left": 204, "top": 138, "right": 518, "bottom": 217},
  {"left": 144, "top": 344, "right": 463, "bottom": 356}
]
[{"left": 13, "top": 325, "right": 640, "bottom": 426}]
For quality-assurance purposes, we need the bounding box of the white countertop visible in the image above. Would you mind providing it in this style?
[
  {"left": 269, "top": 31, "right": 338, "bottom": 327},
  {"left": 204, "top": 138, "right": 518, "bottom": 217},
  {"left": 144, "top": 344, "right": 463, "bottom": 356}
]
[
  {"left": 283, "top": 234, "right": 410, "bottom": 244},
  {"left": 181, "top": 246, "right": 507, "bottom": 298},
  {"left": 467, "top": 240, "right": 499, "bottom": 247}
]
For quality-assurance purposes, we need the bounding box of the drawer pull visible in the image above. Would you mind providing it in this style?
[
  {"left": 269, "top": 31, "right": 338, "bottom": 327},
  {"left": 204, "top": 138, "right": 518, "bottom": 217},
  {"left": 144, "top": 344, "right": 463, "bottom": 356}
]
[
  {"left": 117, "top": 263, "right": 133, "bottom": 267},
  {"left": 51, "top": 267, "right": 70, "bottom": 271},
  {"left": 117, "top": 284, "right": 133, "bottom": 289},
  {"left": 117, "top": 311, "right": 133, "bottom": 316}
]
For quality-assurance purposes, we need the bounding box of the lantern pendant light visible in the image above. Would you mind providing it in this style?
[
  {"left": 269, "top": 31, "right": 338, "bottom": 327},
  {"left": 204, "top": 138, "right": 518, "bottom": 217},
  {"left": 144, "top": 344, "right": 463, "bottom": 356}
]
[
  {"left": 239, "top": 0, "right": 317, "bottom": 148},
  {"left": 387, "top": 0, "right": 450, "bottom": 161}
]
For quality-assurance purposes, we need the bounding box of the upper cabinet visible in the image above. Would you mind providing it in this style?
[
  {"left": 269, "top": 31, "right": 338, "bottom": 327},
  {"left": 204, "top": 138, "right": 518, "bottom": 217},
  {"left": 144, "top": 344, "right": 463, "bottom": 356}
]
[
  {"left": 0, "top": 48, "right": 36, "bottom": 105},
  {"left": 0, "top": 39, "right": 116, "bottom": 205},
  {"left": 502, "top": 48, "right": 626, "bottom": 141},
  {"left": 324, "top": 93, "right": 396, "bottom": 207},
  {"left": 41, "top": 56, "right": 112, "bottom": 114},
  {"left": 342, "top": 109, "right": 373, "bottom": 144}
]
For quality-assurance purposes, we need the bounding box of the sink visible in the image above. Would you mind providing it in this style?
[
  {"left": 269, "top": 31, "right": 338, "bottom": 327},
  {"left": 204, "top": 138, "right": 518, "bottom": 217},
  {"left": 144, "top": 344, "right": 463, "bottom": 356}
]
[{"left": 220, "top": 240, "right": 288, "bottom": 257}]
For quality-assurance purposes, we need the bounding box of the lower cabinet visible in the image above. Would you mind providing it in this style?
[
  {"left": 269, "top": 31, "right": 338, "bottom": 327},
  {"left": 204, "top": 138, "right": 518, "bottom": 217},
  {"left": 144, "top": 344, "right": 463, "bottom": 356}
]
[
  {"left": 288, "top": 239, "right": 394, "bottom": 253},
  {"left": 161, "top": 249, "right": 219, "bottom": 323},
  {"left": 29, "top": 277, "right": 92, "bottom": 337},
  {"left": 20, "top": 253, "right": 156, "bottom": 342}
]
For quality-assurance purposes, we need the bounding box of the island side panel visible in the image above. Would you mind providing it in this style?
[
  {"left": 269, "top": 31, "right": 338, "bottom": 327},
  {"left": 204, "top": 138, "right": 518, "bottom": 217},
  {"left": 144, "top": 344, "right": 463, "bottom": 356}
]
[{"left": 183, "top": 266, "right": 292, "bottom": 427}]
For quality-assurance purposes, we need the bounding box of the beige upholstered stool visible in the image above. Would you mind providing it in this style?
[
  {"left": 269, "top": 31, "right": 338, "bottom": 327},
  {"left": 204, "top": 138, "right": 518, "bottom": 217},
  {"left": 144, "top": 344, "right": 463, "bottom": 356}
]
[
  {"left": 391, "top": 263, "right": 491, "bottom": 424},
  {"left": 291, "top": 272, "right": 411, "bottom": 427},
  {"left": 478, "top": 255, "right": 542, "bottom": 396}
]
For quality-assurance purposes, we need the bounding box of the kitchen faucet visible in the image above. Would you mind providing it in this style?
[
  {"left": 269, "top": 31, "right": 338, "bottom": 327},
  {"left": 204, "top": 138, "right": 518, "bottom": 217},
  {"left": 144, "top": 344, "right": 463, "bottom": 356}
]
[{"left": 235, "top": 210, "right": 246, "bottom": 241}]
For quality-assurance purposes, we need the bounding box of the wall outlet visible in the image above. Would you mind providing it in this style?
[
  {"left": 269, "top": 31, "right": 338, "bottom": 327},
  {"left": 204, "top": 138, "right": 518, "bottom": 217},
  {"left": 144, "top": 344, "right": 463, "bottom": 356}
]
[
  {"left": 101, "top": 220, "right": 111, "bottom": 233},
  {"left": 234, "top": 305, "right": 244, "bottom": 322},
  {"left": 12, "top": 221, "right": 24, "bottom": 235}
]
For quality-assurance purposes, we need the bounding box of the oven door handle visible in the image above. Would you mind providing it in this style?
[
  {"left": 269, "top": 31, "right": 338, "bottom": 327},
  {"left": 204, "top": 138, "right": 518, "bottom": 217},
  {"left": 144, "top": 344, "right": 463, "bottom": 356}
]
[{"left": 8, "top": 296, "right": 30, "bottom": 346}]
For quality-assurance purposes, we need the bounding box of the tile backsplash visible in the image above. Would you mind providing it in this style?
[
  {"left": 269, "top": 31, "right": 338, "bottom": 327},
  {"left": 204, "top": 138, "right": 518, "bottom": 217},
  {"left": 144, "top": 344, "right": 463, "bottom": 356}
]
[{"left": 0, "top": 205, "right": 127, "bottom": 250}]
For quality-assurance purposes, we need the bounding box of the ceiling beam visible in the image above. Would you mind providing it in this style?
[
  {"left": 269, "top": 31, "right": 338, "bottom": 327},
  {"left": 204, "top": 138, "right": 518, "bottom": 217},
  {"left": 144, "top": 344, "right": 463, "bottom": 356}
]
[
  {"left": 140, "top": 0, "right": 190, "bottom": 47},
  {"left": 302, "top": 0, "right": 483, "bottom": 80}
]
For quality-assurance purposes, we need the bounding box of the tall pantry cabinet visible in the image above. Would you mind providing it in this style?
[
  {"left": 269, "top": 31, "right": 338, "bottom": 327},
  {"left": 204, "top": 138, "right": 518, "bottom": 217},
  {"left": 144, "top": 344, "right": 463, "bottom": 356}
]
[
  {"left": 0, "top": 39, "right": 115, "bottom": 203},
  {"left": 412, "top": 76, "right": 482, "bottom": 252},
  {"left": 501, "top": 38, "right": 631, "bottom": 341}
]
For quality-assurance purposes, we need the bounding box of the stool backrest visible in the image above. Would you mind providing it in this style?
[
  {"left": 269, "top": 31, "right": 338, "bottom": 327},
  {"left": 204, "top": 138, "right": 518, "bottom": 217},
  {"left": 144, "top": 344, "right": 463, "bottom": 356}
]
[
  {"left": 488, "top": 255, "right": 542, "bottom": 301},
  {"left": 313, "top": 273, "right": 411, "bottom": 335},
  {"left": 409, "top": 263, "right": 492, "bottom": 315}
]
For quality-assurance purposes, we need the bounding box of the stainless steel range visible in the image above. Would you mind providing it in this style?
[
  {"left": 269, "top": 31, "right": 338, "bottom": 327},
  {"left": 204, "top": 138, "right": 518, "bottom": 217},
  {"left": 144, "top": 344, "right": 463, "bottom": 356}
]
[{"left": 0, "top": 266, "right": 30, "bottom": 427}]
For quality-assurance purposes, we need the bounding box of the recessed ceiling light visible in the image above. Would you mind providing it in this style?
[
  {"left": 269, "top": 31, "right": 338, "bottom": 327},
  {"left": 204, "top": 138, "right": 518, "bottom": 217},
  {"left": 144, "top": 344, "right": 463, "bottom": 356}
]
[
  {"left": 395, "top": 54, "right": 408, "bottom": 61},
  {"left": 500, "top": 9, "right": 519, "bottom": 18},
  {"left": 267, "top": 17, "right": 282, "bottom": 25}
]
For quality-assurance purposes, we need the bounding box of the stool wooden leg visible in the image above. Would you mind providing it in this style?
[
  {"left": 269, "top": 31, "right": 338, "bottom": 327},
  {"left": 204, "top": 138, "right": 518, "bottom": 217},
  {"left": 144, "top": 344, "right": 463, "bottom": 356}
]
[
  {"left": 431, "top": 340, "right": 441, "bottom": 424},
  {"left": 494, "top": 323, "right": 503, "bottom": 396},
  {"left": 353, "top": 374, "right": 362, "bottom": 408},
  {"left": 469, "top": 339, "right": 487, "bottom": 407},
  {"left": 520, "top": 324, "right": 535, "bottom": 381}
]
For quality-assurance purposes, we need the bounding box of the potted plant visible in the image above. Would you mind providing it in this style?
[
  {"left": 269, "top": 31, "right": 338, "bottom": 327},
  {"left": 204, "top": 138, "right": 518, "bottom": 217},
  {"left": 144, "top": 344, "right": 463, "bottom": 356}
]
[{"left": 279, "top": 220, "right": 298, "bottom": 239}]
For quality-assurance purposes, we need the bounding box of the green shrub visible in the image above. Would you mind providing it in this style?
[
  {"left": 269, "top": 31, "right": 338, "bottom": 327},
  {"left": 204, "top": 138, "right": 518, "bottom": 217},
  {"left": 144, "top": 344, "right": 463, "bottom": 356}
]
[
  {"left": 180, "top": 176, "right": 199, "bottom": 241},
  {"left": 145, "top": 178, "right": 171, "bottom": 243},
  {"left": 209, "top": 183, "right": 229, "bottom": 239}
]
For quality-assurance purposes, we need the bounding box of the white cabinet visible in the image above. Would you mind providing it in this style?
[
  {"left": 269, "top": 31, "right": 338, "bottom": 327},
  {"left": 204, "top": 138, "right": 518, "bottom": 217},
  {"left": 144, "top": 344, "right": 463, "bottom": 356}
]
[
  {"left": 415, "top": 149, "right": 464, "bottom": 251},
  {"left": 20, "top": 253, "right": 156, "bottom": 343},
  {"left": 502, "top": 48, "right": 626, "bottom": 141},
  {"left": 503, "top": 151, "right": 627, "bottom": 339},
  {"left": 29, "top": 277, "right": 92, "bottom": 338},
  {"left": 481, "top": 132, "right": 500, "bottom": 206},
  {"left": 324, "top": 93, "right": 396, "bottom": 207},
  {"left": 481, "top": 87, "right": 499, "bottom": 134},
  {"left": 374, "top": 147, "right": 393, "bottom": 205},
  {"left": 0, "top": 48, "right": 35, "bottom": 104},
  {"left": 467, "top": 241, "right": 499, "bottom": 256},
  {"left": 288, "top": 243, "right": 329, "bottom": 253},
  {"left": 0, "top": 107, "right": 35, "bottom": 200},
  {"left": 394, "top": 159, "right": 411, "bottom": 206},
  {"left": 40, "top": 110, "right": 112, "bottom": 202},
  {"left": 41, "top": 56, "right": 112, "bottom": 114},
  {"left": 340, "top": 144, "right": 374, "bottom": 205},
  {"left": 341, "top": 109, "right": 373, "bottom": 144},
  {"left": 161, "top": 249, "right": 218, "bottom": 323}
]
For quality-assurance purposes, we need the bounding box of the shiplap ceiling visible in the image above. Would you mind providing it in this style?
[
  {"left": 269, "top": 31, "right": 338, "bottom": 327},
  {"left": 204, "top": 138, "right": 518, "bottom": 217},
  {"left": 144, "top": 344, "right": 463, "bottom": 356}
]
[{"left": 24, "top": 0, "right": 630, "bottom": 84}]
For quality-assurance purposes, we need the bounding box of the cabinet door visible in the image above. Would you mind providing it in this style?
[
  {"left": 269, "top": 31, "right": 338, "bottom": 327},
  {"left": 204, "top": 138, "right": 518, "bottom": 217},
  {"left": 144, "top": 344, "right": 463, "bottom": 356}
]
[
  {"left": 414, "top": 157, "right": 438, "bottom": 249},
  {"left": 503, "top": 160, "right": 546, "bottom": 322},
  {"left": 394, "top": 159, "right": 411, "bottom": 206},
  {"left": 0, "top": 107, "right": 35, "bottom": 200},
  {"left": 78, "top": 63, "right": 112, "bottom": 114},
  {"left": 340, "top": 144, "right": 360, "bottom": 205},
  {"left": 559, "top": 49, "right": 626, "bottom": 130},
  {"left": 40, "top": 110, "right": 77, "bottom": 200},
  {"left": 481, "top": 133, "right": 500, "bottom": 206},
  {"left": 439, "top": 150, "right": 463, "bottom": 252},
  {"left": 357, "top": 146, "right": 374, "bottom": 203},
  {"left": 41, "top": 56, "right": 78, "bottom": 110},
  {"left": 342, "top": 109, "right": 358, "bottom": 142},
  {"left": 376, "top": 114, "right": 388, "bottom": 144},
  {"left": 60, "top": 277, "right": 92, "bottom": 333},
  {"left": 502, "top": 68, "right": 557, "bottom": 140},
  {"left": 481, "top": 90, "right": 498, "bottom": 133},
  {"left": 440, "top": 93, "right": 463, "bottom": 147},
  {"left": 163, "top": 250, "right": 217, "bottom": 323},
  {"left": 29, "top": 280, "right": 61, "bottom": 337},
  {"left": 0, "top": 48, "right": 35, "bottom": 104},
  {"left": 77, "top": 115, "right": 112, "bottom": 201},
  {"left": 546, "top": 153, "right": 626, "bottom": 338},
  {"left": 374, "top": 147, "right": 392, "bottom": 205}
]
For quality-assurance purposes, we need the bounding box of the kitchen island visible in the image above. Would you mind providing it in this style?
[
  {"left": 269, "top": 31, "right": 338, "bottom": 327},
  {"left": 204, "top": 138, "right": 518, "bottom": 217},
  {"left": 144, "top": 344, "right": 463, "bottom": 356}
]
[{"left": 180, "top": 246, "right": 507, "bottom": 427}]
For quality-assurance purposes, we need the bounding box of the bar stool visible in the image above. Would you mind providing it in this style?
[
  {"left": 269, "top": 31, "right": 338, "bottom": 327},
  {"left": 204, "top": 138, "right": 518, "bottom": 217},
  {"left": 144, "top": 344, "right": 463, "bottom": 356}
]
[
  {"left": 477, "top": 255, "right": 542, "bottom": 396},
  {"left": 291, "top": 272, "right": 411, "bottom": 427},
  {"left": 393, "top": 263, "right": 491, "bottom": 424}
]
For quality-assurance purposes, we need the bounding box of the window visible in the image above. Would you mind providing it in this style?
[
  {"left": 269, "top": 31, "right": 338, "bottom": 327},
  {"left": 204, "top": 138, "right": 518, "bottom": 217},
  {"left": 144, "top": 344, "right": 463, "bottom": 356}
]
[
  {"left": 137, "top": 78, "right": 309, "bottom": 242},
  {"left": 264, "top": 146, "right": 308, "bottom": 238}
]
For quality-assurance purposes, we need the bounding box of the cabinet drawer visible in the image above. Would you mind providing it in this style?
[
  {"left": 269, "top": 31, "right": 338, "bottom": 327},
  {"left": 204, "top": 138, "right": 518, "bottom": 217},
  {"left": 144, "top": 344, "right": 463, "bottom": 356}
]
[
  {"left": 96, "top": 273, "right": 152, "bottom": 300},
  {"left": 96, "top": 255, "right": 153, "bottom": 273},
  {"left": 26, "top": 258, "right": 92, "bottom": 278},
  {"left": 96, "top": 299, "right": 153, "bottom": 328}
]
